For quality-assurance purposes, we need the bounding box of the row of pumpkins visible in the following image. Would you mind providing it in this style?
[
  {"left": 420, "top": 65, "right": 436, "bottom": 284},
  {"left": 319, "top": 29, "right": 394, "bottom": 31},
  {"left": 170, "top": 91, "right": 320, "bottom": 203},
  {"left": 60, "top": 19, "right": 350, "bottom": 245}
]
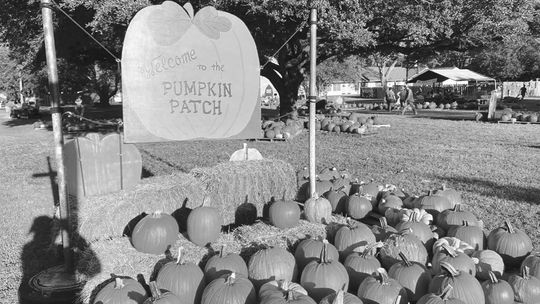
[
  {"left": 499, "top": 111, "right": 539, "bottom": 123},
  {"left": 95, "top": 167, "right": 540, "bottom": 304}
]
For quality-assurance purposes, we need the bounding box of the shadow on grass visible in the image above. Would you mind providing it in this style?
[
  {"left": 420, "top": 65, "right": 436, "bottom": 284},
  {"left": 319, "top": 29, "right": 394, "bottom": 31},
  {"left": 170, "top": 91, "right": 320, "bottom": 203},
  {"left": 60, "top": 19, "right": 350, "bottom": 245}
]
[{"left": 437, "top": 175, "right": 540, "bottom": 205}]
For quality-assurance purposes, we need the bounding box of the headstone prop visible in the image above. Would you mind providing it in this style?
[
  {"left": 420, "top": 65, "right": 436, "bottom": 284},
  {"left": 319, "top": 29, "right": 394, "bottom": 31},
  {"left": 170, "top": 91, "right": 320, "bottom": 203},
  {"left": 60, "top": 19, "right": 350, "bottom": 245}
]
[
  {"left": 64, "top": 133, "right": 142, "bottom": 197},
  {"left": 121, "top": 1, "right": 261, "bottom": 142}
]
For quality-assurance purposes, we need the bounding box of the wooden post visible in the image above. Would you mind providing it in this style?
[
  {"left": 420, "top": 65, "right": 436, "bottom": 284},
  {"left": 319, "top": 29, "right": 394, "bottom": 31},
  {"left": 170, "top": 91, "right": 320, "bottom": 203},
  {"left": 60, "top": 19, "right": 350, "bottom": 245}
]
[
  {"left": 41, "top": 0, "right": 72, "bottom": 272},
  {"left": 308, "top": 8, "right": 317, "bottom": 198}
]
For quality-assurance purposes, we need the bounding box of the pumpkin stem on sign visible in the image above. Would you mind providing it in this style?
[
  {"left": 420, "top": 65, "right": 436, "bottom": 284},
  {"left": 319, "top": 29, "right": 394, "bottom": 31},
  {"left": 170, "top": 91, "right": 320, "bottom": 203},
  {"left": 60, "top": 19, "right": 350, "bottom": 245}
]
[
  {"left": 149, "top": 281, "right": 162, "bottom": 299},
  {"left": 504, "top": 220, "right": 514, "bottom": 233},
  {"left": 114, "top": 277, "right": 124, "bottom": 289},
  {"left": 440, "top": 284, "right": 454, "bottom": 300}
]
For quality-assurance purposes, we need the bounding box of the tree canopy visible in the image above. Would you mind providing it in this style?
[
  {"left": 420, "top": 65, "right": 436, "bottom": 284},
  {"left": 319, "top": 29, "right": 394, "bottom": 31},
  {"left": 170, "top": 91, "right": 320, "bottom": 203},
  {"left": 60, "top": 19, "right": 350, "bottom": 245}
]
[{"left": 0, "top": 0, "right": 538, "bottom": 110}]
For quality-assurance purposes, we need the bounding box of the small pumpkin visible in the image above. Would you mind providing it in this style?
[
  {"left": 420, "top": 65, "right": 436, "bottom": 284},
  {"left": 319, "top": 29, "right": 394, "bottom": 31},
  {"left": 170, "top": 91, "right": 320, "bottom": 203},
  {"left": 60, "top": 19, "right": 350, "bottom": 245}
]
[
  {"left": 487, "top": 220, "right": 533, "bottom": 267},
  {"left": 93, "top": 277, "right": 148, "bottom": 304},
  {"left": 269, "top": 198, "right": 301, "bottom": 229},
  {"left": 324, "top": 186, "right": 349, "bottom": 215},
  {"left": 481, "top": 271, "right": 514, "bottom": 304},
  {"left": 428, "top": 262, "right": 485, "bottom": 304},
  {"left": 395, "top": 210, "right": 435, "bottom": 247},
  {"left": 379, "top": 229, "right": 428, "bottom": 269},
  {"left": 187, "top": 197, "right": 222, "bottom": 247},
  {"left": 344, "top": 242, "right": 382, "bottom": 293},
  {"left": 377, "top": 193, "right": 403, "bottom": 215},
  {"left": 156, "top": 247, "right": 205, "bottom": 304},
  {"left": 472, "top": 250, "right": 504, "bottom": 281},
  {"left": 384, "top": 208, "right": 404, "bottom": 227},
  {"left": 248, "top": 246, "right": 298, "bottom": 289},
  {"left": 400, "top": 208, "right": 433, "bottom": 226},
  {"left": 204, "top": 246, "right": 248, "bottom": 283},
  {"left": 356, "top": 268, "right": 408, "bottom": 304},
  {"left": 432, "top": 184, "right": 462, "bottom": 208},
  {"left": 346, "top": 193, "right": 372, "bottom": 220},
  {"left": 507, "top": 266, "right": 540, "bottom": 304},
  {"left": 447, "top": 221, "right": 485, "bottom": 251},
  {"left": 132, "top": 211, "right": 179, "bottom": 255},
  {"left": 300, "top": 240, "right": 349, "bottom": 302},
  {"left": 414, "top": 191, "right": 453, "bottom": 219},
  {"left": 388, "top": 252, "right": 431, "bottom": 302},
  {"left": 416, "top": 285, "right": 465, "bottom": 304},
  {"left": 521, "top": 252, "right": 540, "bottom": 280},
  {"left": 437, "top": 204, "right": 478, "bottom": 232},
  {"left": 294, "top": 237, "right": 340, "bottom": 273},
  {"left": 334, "top": 219, "right": 376, "bottom": 260},
  {"left": 304, "top": 193, "right": 333, "bottom": 224},
  {"left": 371, "top": 217, "right": 397, "bottom": 242},
  {"left": 201, "top": 272, "right": 257, "bottom": 304},
  {"left": 143, "top": 281, "right": 182, "bottom": 304},
  {"left": 319, "top": 289, "right": 363, "bottom": 304}
]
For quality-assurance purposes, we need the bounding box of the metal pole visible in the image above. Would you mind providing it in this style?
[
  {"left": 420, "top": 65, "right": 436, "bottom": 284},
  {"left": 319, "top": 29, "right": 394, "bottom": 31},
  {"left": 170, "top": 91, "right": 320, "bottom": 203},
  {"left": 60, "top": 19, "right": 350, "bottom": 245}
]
[
  {"left": 41, "top": 0, "right": 72, "bottom": 272},
  {"left": 308, "top": 8, "right": 317, "bottom": 198}
]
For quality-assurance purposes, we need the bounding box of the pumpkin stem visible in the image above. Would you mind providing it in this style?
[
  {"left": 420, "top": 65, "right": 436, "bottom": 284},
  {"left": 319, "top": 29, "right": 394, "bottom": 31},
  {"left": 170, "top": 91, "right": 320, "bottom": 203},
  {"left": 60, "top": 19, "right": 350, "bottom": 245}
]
[
  {"left": 454, "top": 204, "right": 461, "bottom": 212},
  {"left": 320, "top": 239, "right": 329, "bottom": 263},
  {"left": 398, "top": 252, "right": 413, "bottom": 267},
  {"left": 225, "top": 272, "right": 237, "bottom": 285},
  {"left": 152, "top": 210, "right": 162, "bottom": 218},
  {"left": 176, "top": 247, "right": 184, "bottom": 264},
  {"left": 201, "top": 196, "right": 210, "bottom": 207},
  {"left": 440, "top": 261, "right": 460, "bottom": 277},
  {"left": 441, "top": 184, "right": 447, "bottom": 191},
  {"left": 377, "top": 268, "right": 390, "bottom": 285},
  {"left": 286, "top": 290, "right": 296, "bottom": 301},
  {"left": 441, "top": 244, "right": 457, "bottom": 257},
  {"left": 332, "top": 289, "right": 344, "bottom": 304},
  {"left": 522, "top": 266, "right": 530, "bottom": 278},
  {"left": 462, "top": 220, "right": 469, "bottom": 226},
  {"left": 504, "top": 220, "right": 514, "bottom": 234},
  {"left": 440, "top": 284, "right": 454, "bottom": 300},
  {"left": 428, "top": 190, "right": 433, "bottom": 196},
  {"left": 379, "top": 217, "right": 388, "bottom": 228},
  {"left": 219, "top": 245, "right": 225, "bottom": 258},
  {"left": 487, "top": 271, "right": 499, "bottom": 284},
  {"left": 362, "top": 242, "right": 382, "bottom": 258},
  {"left": 149, "top": 281, "right": 162, "bottom": 299},
  {"left": 114, "top": 277, "right": 124, "bottom": 289}
]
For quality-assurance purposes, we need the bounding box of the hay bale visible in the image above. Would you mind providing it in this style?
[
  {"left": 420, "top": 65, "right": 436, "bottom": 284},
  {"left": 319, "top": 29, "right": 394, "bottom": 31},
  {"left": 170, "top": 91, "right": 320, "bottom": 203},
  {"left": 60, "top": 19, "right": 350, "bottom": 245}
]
[
  {"left": 76, "top": 219, "right": 325, "bottom": 304},
  {"left": 190, "top": 159, "right": 297, "bottom": 224},
  {"left": 72, "top": 172, "right": 206, "bottom": 242}
]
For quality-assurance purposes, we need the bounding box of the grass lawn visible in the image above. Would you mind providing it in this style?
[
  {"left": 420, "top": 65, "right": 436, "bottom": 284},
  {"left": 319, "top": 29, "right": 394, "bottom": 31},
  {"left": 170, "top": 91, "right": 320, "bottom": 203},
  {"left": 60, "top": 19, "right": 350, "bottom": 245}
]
[{"left": 1, "top": 107, "right": 539, "bottom": 303}]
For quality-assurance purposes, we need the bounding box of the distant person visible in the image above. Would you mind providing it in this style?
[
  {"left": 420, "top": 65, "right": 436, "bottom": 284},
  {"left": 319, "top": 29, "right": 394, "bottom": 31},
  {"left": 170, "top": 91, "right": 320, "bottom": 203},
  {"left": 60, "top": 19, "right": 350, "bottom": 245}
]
[
  {"left": 520, "top": 84, "right": 527, "bottom": 101},
  {"left": 400, "top": 85, "right": 417, "bottom": 115},
  {"left": 384, "top": 86, "right": 396, "bottom": 113}
]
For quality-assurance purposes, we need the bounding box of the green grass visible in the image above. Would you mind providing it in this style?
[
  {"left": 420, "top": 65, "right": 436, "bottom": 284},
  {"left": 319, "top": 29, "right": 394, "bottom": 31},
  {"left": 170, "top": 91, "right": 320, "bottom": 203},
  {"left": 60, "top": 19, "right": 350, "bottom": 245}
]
[{"left": 1, "top": 111, "right": 540, "bottom": 303}]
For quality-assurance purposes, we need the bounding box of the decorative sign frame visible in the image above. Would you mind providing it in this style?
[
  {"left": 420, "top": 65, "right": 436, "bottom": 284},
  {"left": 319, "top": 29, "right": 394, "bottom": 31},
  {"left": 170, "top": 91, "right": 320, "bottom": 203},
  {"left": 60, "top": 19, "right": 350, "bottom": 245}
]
[{"left": 122, "top": 1, "right": 261, "bottom": 142}]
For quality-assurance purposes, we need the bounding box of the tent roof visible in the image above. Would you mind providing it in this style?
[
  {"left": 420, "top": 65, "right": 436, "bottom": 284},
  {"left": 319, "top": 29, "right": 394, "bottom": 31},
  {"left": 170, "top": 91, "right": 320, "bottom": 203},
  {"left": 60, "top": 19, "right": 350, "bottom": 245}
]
[{"left": 408, "top": 67, "right": 495, "bottom": 83}]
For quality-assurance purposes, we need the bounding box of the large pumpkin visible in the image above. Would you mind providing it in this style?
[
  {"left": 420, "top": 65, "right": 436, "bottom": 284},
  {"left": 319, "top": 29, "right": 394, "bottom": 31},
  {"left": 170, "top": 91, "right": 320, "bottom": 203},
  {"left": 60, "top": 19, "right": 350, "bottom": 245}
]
[
  {"left": 204, "top": 247, "right": 248, "bottom": 283},
  {"left": 507, "top": 266, "right": 540, "bottom": 304},
  {"left": 294, "top": 238, "right": 340, "bottom": 273},
  {"left": 414, "top": 191, "right": 453, "bottom": 219},
  {"left": 481, "top": 271, "right": 514, "bottom": 304},
  {"left": 432, "top": 184, "right": 462, "bottom": 208},
  {"left": 94, "top": 277, "right": 148, "bottom": 304},
  {"left": 300, "top": 240, "right": 349, "bottom": 302},
  {"left": 521, "top": 252, "right": 540, "bottom": 280},
  {"left": 428, "top": 262, "right": 485, "bottom": 304},
  {"left": 346, "top": 193, "right": 372, "bottom": 220},
  {"left": 431, "top": 244, "right": 476, "bottom": 277},
  {"left": 132, "top": 211, "right": 179, "bottom": 255},
  {"left": 447, "top": 222, "right": 485, "bottom": 251},
  {"left": 304, "top": 193, "right": 332, "bottom": 224},
  {"left": 248, "top": 247, "right": 298, "bottom": 289},
  {"left": 487, "top": 220, "right": 533, "bottom": 267},
  {"left": 156, "top": 247, "right": 205, "bottom": 304},
  {"left": 416, "top": 285, "right": 465, "bottom": 304},
  {"left": 472, "top": 249, "right": 505, "bottom": 281},
  {"left": 388, "top": 252, "right": 431, "bottom": 302},
  {"left": 379, "top": 230, "right": 428, "bottom": 269},
  {"left": 258, "top": 280, "right": 315, "bottom": 304},
  {"left": 356, "top": 268, "right": 408, "bottom": 304},
  {"left": 395, "top": 211, "right": 435, "bottom": 246},
  {"left": 269, "top": 199, "right": 301, "bottom": 229},
  {"left": 333, "top": 219, "right": 376, "bottom": 260},
  {"left": 144, "top": 281, "right": 182, "bottom": 304},
  {"left": 187, "top": 197, "right": 222, "bottom": 247},
  {"left": 344, "top": 242, "right": 382, "bottom": 293},
  {"left": 201, "top": 272, "right": 257, "bottom": 304},
  {"left": 437, "top": 204, "right": 478, "bottom": 232}
]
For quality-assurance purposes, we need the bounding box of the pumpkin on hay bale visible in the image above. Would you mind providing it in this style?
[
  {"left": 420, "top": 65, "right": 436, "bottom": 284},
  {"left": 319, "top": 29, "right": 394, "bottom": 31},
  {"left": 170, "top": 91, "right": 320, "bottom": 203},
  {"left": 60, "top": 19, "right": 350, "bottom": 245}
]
[
  {"left": 76, "top": 219, "right": 326, "bottom": 304},
  {"left": 72, "top": 159, "right": 296, "bottom": 242}
]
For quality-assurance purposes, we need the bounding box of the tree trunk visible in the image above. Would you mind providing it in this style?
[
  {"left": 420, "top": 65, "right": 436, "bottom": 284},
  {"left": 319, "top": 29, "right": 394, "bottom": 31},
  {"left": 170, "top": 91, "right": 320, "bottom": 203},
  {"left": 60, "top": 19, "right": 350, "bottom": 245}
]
[{"left": 261, "top": 61, "right": 305, "bottom": 119}]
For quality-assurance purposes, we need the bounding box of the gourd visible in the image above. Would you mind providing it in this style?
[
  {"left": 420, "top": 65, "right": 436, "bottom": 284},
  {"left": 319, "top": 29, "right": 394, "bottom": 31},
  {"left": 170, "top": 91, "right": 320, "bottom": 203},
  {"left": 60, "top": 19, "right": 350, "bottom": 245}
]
[
  {"left": 201, "top": 272, "right": 257, "bottom": 304},
  {"left": 132, "top": 211, "right": 179, "bottom": 255},
  {"left": 432, "top": 237, "right": 474, "bottom": 256}
]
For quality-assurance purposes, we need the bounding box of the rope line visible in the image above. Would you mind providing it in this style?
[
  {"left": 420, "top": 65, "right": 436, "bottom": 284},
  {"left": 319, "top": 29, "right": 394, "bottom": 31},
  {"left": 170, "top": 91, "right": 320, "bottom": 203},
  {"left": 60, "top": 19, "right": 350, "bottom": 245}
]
[
  {"left": 50, "top": 0, "right": 121, "bottom": 62},
  {"left": 261, "top": 18, "right": 308, "bottom": 69},
  {"left": 63, "top": 111, "right": 123, "bottom": 127}
]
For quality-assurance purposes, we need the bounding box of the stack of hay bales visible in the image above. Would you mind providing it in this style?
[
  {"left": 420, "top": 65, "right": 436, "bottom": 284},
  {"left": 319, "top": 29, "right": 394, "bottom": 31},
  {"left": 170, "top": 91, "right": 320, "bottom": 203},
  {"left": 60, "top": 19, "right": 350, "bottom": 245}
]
[{"left": 73, "top": 159, "right": 312, "bottom": 303}]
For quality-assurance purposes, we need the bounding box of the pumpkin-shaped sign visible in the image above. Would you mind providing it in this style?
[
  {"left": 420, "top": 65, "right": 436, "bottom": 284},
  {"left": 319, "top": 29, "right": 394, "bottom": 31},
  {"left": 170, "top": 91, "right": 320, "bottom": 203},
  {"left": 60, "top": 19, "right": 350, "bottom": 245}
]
[{"left": 122, "top": 1, "right": 260, "bottom": 142}]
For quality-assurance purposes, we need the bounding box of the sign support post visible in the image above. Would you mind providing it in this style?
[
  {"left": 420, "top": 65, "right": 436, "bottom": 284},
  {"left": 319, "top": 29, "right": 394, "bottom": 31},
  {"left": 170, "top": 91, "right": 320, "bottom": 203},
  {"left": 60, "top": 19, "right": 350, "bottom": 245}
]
[{"left": 308, "top": 8, "right": 317, "bottom": 197}]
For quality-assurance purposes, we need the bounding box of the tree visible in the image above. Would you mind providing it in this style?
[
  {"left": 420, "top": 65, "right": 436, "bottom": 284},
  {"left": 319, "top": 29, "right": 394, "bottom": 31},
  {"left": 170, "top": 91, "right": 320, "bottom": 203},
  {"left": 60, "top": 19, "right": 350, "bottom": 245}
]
[{"left": 316, "top": 56, "right": 365, "bottom": 96}]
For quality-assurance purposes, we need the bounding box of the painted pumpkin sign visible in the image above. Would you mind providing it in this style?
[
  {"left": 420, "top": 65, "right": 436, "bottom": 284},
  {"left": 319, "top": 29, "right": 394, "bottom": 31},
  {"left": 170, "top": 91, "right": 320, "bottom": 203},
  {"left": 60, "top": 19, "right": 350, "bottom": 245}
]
[{"left": 122, "top": 1, "right": 261, "bottom": 142}]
